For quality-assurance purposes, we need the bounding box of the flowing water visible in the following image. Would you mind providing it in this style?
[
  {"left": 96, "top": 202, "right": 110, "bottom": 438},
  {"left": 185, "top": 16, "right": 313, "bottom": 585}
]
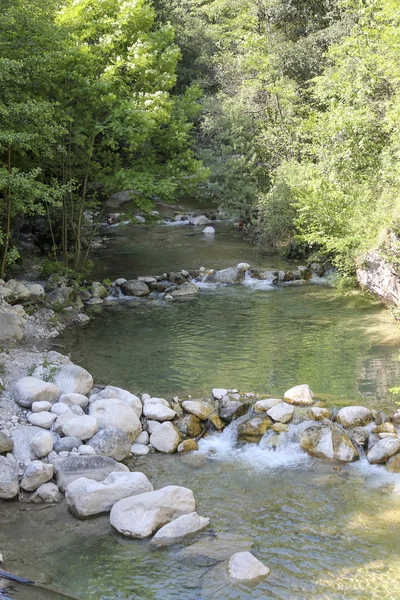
[{"left": 3, "top": 219, "right": 400, "bottom": 599}]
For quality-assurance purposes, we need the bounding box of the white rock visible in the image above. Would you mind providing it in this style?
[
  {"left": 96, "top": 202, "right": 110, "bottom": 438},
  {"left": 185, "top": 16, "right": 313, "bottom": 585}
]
[
  {"left": 143, "top": 396, "right": 170, "bottom": 407},
  {"left": 203, "top": 227, "right": 215, "bottom": 234},
  {"left": 131, "top": 444, "right": 150, "bottom": 456},
  {"left": 151, "top": 512, "right": 210, "bottom": 546},
  {"left": 89, "top": 398, "right": 141, "bottom": 442},
  {"left": 52, "top": 410, "right": 75, "bottom": 434},
  {"left": 104, "top": 386, "right": 142, "bottom": 418},
  {"left": 70, "top": 405, "right": 85, "bottom": 416},
  {"left": 228, "top": 551, "right": 270, "bottom": 580},
  {"left": 59, "top": 393, "right": 89, "bottom": 409},
  {"left": 212, "top": 388, "right": 228, "bottom": 400},
  {"left": 182, "top": 400, "right": 214, "bottom": 421},
  {"left": 28, "top": 482, "right": 62, "bottom": 503},
  {"left": 336, "top": 406, "right": 372, "bottom": 428},
  {"left": 13, "top": 377, "right": 61, "bottom": 408},
  {"left": 147, "top": 420, "right": 162, "bottom": 435},
  {"left": 237, "top": 262, "right": 250, "bottom": 270},
  {"left": 283, "top": 384, "right": 314, "bottom": 406},
  {"left": 143, "top": 403, "right": 176, "bottom": 422},
  {"left": 0, "top": 455, "right": 19, "bottom": 499},
  {"left": 150, "top": 422, "right": 180, "bottom": 453},
  {"left": 267, "top": 402, "right": 294, "bottom": 423},
  {"left": 30, "top": 431, "right": 54, "bottom": 458},
  {"left": 367, "top": 437, "right": 400, "bottom": 464},
  {"left": 65, "top": 471, "right": 154, "bottom": 518},
  {"left": 110, "top": 485, "right": 195, "bottom": 538},
  {"left": 51, "top": 403, "right": 71, "bottom": 416},
  {"left": 21, "top": 460, "right": 54, "bottom": 491},
  {"left": 54, "top": 364, "right": 93, "bottom": 395},
  {"left": 28, "top": 412, "right": 57, "bottom": 429},
  {"left": 78, "top": 445, "right": 96, "bottom": 455},
  {"left": 254, "top": 398, "right": 281, "bottom": 412},
  {"left": 62, "top": 416, "right": 98, "bottom": 441},
  {"left": 31, "top": 401, "right": 52, "bottom": 413},
  {"left": 134, "top": 431, "right": 149, "bottom": 445}
]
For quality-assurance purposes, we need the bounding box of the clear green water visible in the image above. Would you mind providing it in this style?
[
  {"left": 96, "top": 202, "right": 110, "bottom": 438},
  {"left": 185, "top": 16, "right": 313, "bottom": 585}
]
[{"left": 4, "top": 220, "right": 400, "bottom": 600}]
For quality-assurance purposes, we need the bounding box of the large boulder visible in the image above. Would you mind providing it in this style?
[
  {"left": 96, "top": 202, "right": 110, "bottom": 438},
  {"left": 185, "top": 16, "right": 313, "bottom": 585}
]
[
  {"left": 13, "top": 377, "right": 61, "bottom": 408},
  {"left": 284, "top": 384, "right": 314, "bottom": 406},
  {"left": 228, "top": 552, "right": 270, "bottom": 581},
  {"left": 177, "top": 414, "right": 202, "bottom": 438},
  {"left": 120, "top": 280, "right": 150, "bottom": 297},
  {"left": 88, "top": 428, "right": 131, "bottom": 461},
  {"left": 335, "top": 406, "right": 372, "bottom": 428},
  {"left": 54, "top": 364, "right": 93, "bottom": 396},
  {"left": 54, "top": 437, "right": 82, "bottom": 453},
  {"left": 171, "top": 282, "right": 199, "bottom": 298},
  {"left": 89, "top": 398, "right": 141, "bottom": 442},
  {"left": 101, "top": 386, "right": 142, "bottom": 418},
  {"left": 267, "top": 402, "right": 294, "bottom": 423},
  {"left": 52, "top": 455, "right": 129, "bottom": 492},
  {"left": 62, "top": 416, "right": 98, "bottom": 440},
  {"left": 20, "top": 460, "right": 54, "bottom": 491},
  {"left": 151, "top": 512, "right": 210, "bottom": 546},
  {"left": 300, "top": 424, "right": 359, "bottom": 462},
  {"left": 110, "top": 485, "right": 196, "bottom": 538},
  {"left": 237, "top": 415, "right": 272, "bottom": 443},
  {"left": 65, "top": 471, "right": 154, "bottom": 518},
  {"left": 143, "top": 403, "right": 176, "bottom": 422},
  {"left": 0, "top": 455, "right": 19, "bottom": 499},
  {"left": 150, "top": 422, "right": 181, "bottom": 453},
  {"left": 367, "top": 437, "right": 400, "bottom": 464},
  {"left": 0, "top": 304, "right": 23, "bottom": 342},
  {"left": 46, "top": 287, "right": 83, "bottom": 309},
  {"left": 182, "top": 400, "right": 214, "bottom": 421}
]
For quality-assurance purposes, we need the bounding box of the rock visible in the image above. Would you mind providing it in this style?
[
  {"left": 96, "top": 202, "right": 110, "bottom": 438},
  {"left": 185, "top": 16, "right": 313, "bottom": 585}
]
[
  {"left": 209, "top": 413, "right": 225, "bottom": 430},
  {"left": 373, "top": 423, "right": 396, "bottom": 434},
  {"left": 300, "top": 423, "right": 359, "bottom": 462},
  {"left": 30, "top": 431, "right": 54, "bottom": 458},
  {"left": 110, "top": 485, "right": 195, "bottom": 538},
  {"left": 102, "top": 386, "right": 142, "bottom": 418},
  {"left": 28, "top": 482, "right": 62, "bottom": 503},
  {"left": 212, "top": 388, "right": 228, "bottom": 400},
  {"left": 131, "top": 443, "right": 150, "bottom": 455},
  {"left": 352, "top": 427, "right": 370, "bottom": 446},
  {"left": 89, "top": 398, "right": 141, "bottom": 441},
  {"left": 62, "top": 416, "right": 98, "bottom": 440},
  {"left": 54, "top": 437, "right": 82, "bottom": 453},
  {"left": 24, "top": 282, "right": 45, "bottom": 298},
  {"left": 237, "top": 415, "right": 272, "bottom": 443},
  {"left": 91, "top": 282, "right": 108, "bottom": 299},
  {"left": 253, "top": 398, "right": 281, "bottom": 413},
  {"left": 88, "top": 428, "right": 131, "bottom": 461},
  {"left": 392, "top": 409, "right": 400, "bottom": 425},
  {"left": 46, "top": 286, "right": 83, "bottom": 309},
  {"left": 5, "top": 279, "right": 30, "bottom": 302},
  {"left": 267, "top": 402, "right": 294, "bottom": 423},
  {"left": 0, "top": 455, "right": 19, "bottom": 499},
  {"left": 134, "top": 431, "right": 149, "bottom": 445},
  {"left": 59, "top": 393, "right": 89, "bottom": 409},
  {"left": 336, "top": 406, "right": 372, "bottom": 428},
  {"left": 309, "top": 407, "right": 332, "bottom": 421},
  {"left": 51, "top": 403, "right": 71, "bottom": 416},
  {"left": 272, "top": 422, "right": 288, "bottom": 433},
  {"left": 120, "top": 280, "right": 150, "bottom": 296},
  {"left": 284, "top": 384, "right": 314, "bottom": 406},
  {"left": 0, "top": 286, "right": 13, "bottom": 302},
  {"left": 31, "top": 400, "right": 53, "bottom": 413},
  {"left": 53, "top": 455, "right": 129, "bottom": 492},
  {"left": 147, "top": 420, "right": 162, "bottom": 435},
  {"left": 203, "top": 227, "right": 215, "bottom": 234},
  {"left": 143, "top": 396, "right": 170, "bottom": 407},
  {"left": 66, "top": 471, "right": 154, "bottom": 518},
  {"left": 171, "top": 282, "right": 199, "bottom": 298},
  {"left": 28, "top": 412, "right": 57, "bottom": 429},
  {"left": 207, "top": 267, "right": 244, "bottom": 285},
  {"left": 21, "top": 461, "right": 54, "bottom": 491},
  {"left": 219, "top": 397, "right": 250, "bottom": 422},
  {"left": 386, "top": 454, "right": 400, "bottom": 473},
  {"left": 150, "top": 422, "right": 181, "bottom": 453},
  {"left": 182, "top": 400, "right": 214, "bottom": 421},
  {"left": 54, "top": 364, "right": 93, "bottom": 396},
  {"left": 12, "top": 426, "right": 53, "bottom": 462},
  {"left": 228, "top": 551, "right": 270, "bottom": 581},
  {"left": 0, "top": 432, "right": 13, "bottom": 454},
  {"left": 367, "top": 437, "right": 400, "bottom": 464},
  {"left": 52, "top": 410, "right": 76, "bottom": 434},
  {"left": 151, "top": 512, "right": 209, "bottom": 546},
  {"left": 179, "top": 533, "right": 254, "bottom": 563},
  {"left": 177, "top": 439, "right": 199, "bottom": 453},
  {"left": 143, "top": 403, "right": 176, "bottom": 422},
  {"left": 13, "top": 377, "right": 61, "bottom": 408},
  {"left": 237, "top": 262, "right": 251, "bottom": 271},
  {"left": 177, "top": 414, "right": 202, "bottom": 438},
  {"left": 189, "top": 215, "right": 211, "bottom": 226},
  {"left": 0, "top": 304, "right": 25, "bottom": 342}
]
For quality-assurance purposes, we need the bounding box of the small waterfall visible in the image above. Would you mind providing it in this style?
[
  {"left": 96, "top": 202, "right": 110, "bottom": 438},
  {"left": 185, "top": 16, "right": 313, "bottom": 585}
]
[{"left": 243, "top": 270, "right": 275, "bottom": 290}]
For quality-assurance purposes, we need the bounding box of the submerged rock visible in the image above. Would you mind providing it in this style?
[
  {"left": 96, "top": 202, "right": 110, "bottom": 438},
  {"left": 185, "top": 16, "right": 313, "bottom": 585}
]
[
  {"left": 179, "top": 533, "right": 254, "bottom": 564},
  {"left": 110, "top": 485, "right": 195, "bottom": 538},
  {"left": 284, "top": 384, "right": 314, "bottom": 406},
  {"left": 300, "top": 423, "right": 359, "bottom": 462},
  {"left": 151, "top": 512, "right": 209, "bottom": 546},
  {"left": 228, "top": 551, "right": 270, "bottom": 581},
  {"left": 66, "top": 471, "right": 153, "bottom": 518}
]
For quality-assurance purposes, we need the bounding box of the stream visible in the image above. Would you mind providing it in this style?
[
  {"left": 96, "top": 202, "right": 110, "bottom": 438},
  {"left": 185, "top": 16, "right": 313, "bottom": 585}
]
[{"left": 3, "top": 217, "right": 400, "bottom": 599}]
